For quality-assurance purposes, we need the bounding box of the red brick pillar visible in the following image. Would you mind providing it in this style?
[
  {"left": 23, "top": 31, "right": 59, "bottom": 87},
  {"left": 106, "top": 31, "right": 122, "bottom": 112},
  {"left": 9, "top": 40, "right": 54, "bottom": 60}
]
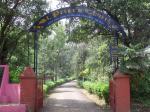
[
  {"left": 36, "top": 78, "right": 43, "bottom": 110},
  {"left": 109, "top": 80, "right": 115, "bottom": 112},
  {"left": 113, "top": 70, "right": 130, "bottom": 112},
  {"left": 20, "top": 67, "right": 37, "bottom": 112}
]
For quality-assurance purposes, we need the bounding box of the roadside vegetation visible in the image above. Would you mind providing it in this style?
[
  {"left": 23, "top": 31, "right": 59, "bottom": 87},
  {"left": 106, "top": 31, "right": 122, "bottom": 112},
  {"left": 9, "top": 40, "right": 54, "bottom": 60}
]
[
  {"left": 0, "top": 0, "right": 149, "bottom": 110},
  {"left": 43, "top": 77, "right": 75, "bottom": 95},
  {"left": 78, "top": 80, "right": 109, "bottom": 104}
]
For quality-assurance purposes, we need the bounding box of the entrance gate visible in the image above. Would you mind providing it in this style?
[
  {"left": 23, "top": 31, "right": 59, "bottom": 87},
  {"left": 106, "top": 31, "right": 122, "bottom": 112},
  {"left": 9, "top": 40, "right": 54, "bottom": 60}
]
[
  {"left": 27, "top": 6, "right": 130, "bottom": 112},
  {"left": 29, "top": 6, "right": 127, "bottom": 74}
]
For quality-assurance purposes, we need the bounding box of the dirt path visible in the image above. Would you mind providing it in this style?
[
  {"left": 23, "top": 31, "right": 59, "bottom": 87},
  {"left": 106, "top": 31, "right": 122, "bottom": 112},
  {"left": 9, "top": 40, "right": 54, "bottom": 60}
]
[{"left": 40, "top": 80, "right": 105, "bottom": 112}]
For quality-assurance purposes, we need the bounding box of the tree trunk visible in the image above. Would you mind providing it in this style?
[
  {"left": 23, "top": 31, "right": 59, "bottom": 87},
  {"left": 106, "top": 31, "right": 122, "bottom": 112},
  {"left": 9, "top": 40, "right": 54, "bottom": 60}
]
[
  {"left": 0, "top": 43, "right": 8, "bottom": 65},
  {"left": 0, "top": 54, "right": 7, "bottom": 64}
]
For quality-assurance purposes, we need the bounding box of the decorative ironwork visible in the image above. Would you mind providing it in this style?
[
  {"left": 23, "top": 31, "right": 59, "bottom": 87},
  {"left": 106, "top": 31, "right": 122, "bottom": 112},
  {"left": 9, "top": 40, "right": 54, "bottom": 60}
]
[
  {"left": 29, "top": 6, "right": 127, "bottom": 74},
  {"left": 30, "top": 6, "right": 126, "bottom": 41},
  {"left": 109, "top": 32, "right": 121, "bottom": 72},
  {"left": 34, "top": 32, "right": 38, "bottom": 74}
]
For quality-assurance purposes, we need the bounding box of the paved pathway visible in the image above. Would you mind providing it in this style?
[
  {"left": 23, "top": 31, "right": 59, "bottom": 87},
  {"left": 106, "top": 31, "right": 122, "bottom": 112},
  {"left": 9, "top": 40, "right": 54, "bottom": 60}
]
[{"left": 41, "top": 80, "right": 104, "bottom": 112}]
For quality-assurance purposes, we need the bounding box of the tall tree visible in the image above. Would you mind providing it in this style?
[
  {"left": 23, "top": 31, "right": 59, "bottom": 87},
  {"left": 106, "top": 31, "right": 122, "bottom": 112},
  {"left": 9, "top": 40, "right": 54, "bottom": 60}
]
[{"left": 0, "top": 0, "right": 48, "bottom": 64}]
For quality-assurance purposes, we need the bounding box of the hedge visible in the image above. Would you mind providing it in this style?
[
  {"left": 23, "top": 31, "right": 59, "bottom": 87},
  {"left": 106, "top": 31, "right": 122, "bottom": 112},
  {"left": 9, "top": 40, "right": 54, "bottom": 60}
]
[
  {"left": 79, "top": 81, "right": 109, "bottom": 104},
  {"left": 43, "top": 77, "right": 75, "bottom": 94}
]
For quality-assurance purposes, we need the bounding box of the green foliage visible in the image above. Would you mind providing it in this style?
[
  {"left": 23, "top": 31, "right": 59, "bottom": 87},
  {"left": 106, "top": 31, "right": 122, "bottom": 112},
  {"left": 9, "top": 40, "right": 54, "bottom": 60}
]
[
  {"left": 9, "top": 66, "right": 24, "bottom": 83},
  {"left": 81, "top": 81, "right": 109, "bottom": 104},
  {"left": 102, "top": 85, "right": 109, "bottom": 104},
  {"left": 56, "top": 79, "right": 65, "bottom": 85},
  {"left": 79, "top": 68, "right": 90, "bottom": 77},
  {"left": 43, "top": 84, "right": 49, "bottom": 94},
  {"left": 78, "top": 80, "right": 83, "bottom": 88},
  {"left": 130, "top": 69, "right": 150, "bottom": 104},
  {"left": 0, "top": 0, "right": 149, "bottom": 107},
  {"left": 119, "top": 45, "right": 150, "bottom": 104},
  {"left": 43, "top": 77, "right": 74, "bottom": 95},
  {"left": 82, "top": 81, "right": 93, "bottom": 93},
  {"left": 43, "top": 80, "right": 56, "bottom": 94},
  {"left": 38, "top": 24, "right": 75, "bottom": 80},
  {"left": 119, "top": 44, "right": 150, "bottom": 75},
  {"left": 0, "top": 0, "right": 48, "bottom": 64},
  {"left": 67, "top": 77, "right": 76, "bottom": 81}
]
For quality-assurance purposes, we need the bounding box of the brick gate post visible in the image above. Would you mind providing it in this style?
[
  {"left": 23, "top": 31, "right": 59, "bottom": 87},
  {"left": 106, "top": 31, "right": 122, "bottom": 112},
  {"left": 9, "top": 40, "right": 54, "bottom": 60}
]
[
  {"left": 109, "top": 80, "right": 115, "bottom": 112},
  {"left": 113, "top": 70, "right": 130, "bottom": 112},
  {"left": 20, "top": 67, "right": 37, "bottom": 112}
]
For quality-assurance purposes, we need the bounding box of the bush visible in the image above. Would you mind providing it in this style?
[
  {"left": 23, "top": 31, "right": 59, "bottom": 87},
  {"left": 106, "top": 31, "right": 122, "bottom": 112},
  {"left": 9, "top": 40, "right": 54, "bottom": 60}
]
[
  {"left": 78, "top": 80, "right": 83, "bottom": 87},
  {"left": 56, "top": 79, "right": 65, "bottom": 85},
  {"left": 79, "top": 80, "right": 109, "bottom": 104},
  {"left": 102, "top": 85, "right": 109, "bottom": 104},
  {"left": 45, "top": 80, "right": 56, "bottom": 89},
  {"left": 94, "top": 83, "right": 102, "bottom": 97},
  {"left": 67, "top": 77, "right": 75, "bottom": 81},
  {"left": 43, "top": 77, "right": 74, "bottom": 95},
  {"left": 83, "top": 81, "right": 93, "bottom": 93},
  {"left": 43, "top": 80, "right": 56, "bottom": 94},
  {"left": 130, "top": 73, "right": 150, "bottom": 106},
  {"left": 10, "top": 66, "right": 23, "bottom": 83},
  {"left": 43, "top": 84, "right": 48, "bottom": 93}
]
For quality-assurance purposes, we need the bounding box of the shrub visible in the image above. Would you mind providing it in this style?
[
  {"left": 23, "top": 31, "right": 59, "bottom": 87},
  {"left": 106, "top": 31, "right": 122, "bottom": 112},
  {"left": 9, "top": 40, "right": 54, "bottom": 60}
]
[
  {"left": 43, "top": 84, "right": 48, "bottom": 93},
  {"left": 94, "top": 83, "right": 103, "bottom": 97},
  {"left": 56, "top": 79, "right": 65, "bottom": 85},
  {"left": 43, "top": 77, "right": 74, "bottom": 95},
  {"left": 102, "top": 85, "right": 109, "bottom": 104},
  {"left": 83, "top": 81, "right": 93, "bottom": 93},
  {"left": 78, "top": 80, "right": 83, "bottom": 88},
  {"left": 79, "top": 80, "right": 109, "bottom": 104},
  {"left": 10, "top": 66, "right": 23, "bottom": 83},
  {"left": 67, "top": 77, "right": 75, "bottom": 81},
  {"left": 45, "top": 80, "right": 56, "bottom": 89}
]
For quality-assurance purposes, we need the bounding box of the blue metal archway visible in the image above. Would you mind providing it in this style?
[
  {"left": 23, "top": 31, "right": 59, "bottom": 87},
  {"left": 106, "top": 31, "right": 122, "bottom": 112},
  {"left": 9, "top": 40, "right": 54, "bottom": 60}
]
[
  {"left": 30, "top": 6, "right": 126, "bottom": 40},
  {"left": 29, "top": 6, "right": 127, "bottom": 74}
]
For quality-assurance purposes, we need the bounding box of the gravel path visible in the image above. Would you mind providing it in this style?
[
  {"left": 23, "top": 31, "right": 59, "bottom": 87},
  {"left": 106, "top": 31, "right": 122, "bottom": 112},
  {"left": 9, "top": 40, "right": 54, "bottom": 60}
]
[{"left": 40, "top": 80, "right": 103, "bottom": 112}]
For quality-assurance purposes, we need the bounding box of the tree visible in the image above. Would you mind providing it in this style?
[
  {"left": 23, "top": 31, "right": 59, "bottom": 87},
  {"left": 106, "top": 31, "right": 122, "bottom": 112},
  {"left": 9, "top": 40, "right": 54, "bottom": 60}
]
[
  {"left": 0, "top": 0, "right": 48, "bottom": 64},
  {"left": 38, "top": 23, "right": 71, "bottom": 80},
  {"left": 64, "top": 0, "right": 150, "bottom": 104}
]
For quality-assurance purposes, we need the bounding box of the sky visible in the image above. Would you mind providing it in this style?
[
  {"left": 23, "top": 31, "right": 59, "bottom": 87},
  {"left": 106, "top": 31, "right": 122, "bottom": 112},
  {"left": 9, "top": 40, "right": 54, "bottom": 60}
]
[
  {"left": 46, "top": 0, "right": 69, "bottom": 25},
  {"left": 46, "top": 0, "right": 69, "bottom": 10},
  {"left": 47, "top": 0, "right": 60, "bottom": 10}
]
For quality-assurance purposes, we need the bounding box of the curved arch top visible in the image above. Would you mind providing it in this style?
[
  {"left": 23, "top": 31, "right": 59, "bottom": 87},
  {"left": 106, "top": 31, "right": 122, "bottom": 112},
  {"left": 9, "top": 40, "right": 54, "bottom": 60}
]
[{"left": 29, "top": 6, "right": 126, "bottom": 40}]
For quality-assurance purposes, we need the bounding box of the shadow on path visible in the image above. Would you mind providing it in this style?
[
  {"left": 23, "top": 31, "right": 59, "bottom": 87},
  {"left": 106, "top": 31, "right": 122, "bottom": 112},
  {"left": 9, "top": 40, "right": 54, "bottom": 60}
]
[{"left": 41, "top": 80, "right": 110, "bottom": 112}]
